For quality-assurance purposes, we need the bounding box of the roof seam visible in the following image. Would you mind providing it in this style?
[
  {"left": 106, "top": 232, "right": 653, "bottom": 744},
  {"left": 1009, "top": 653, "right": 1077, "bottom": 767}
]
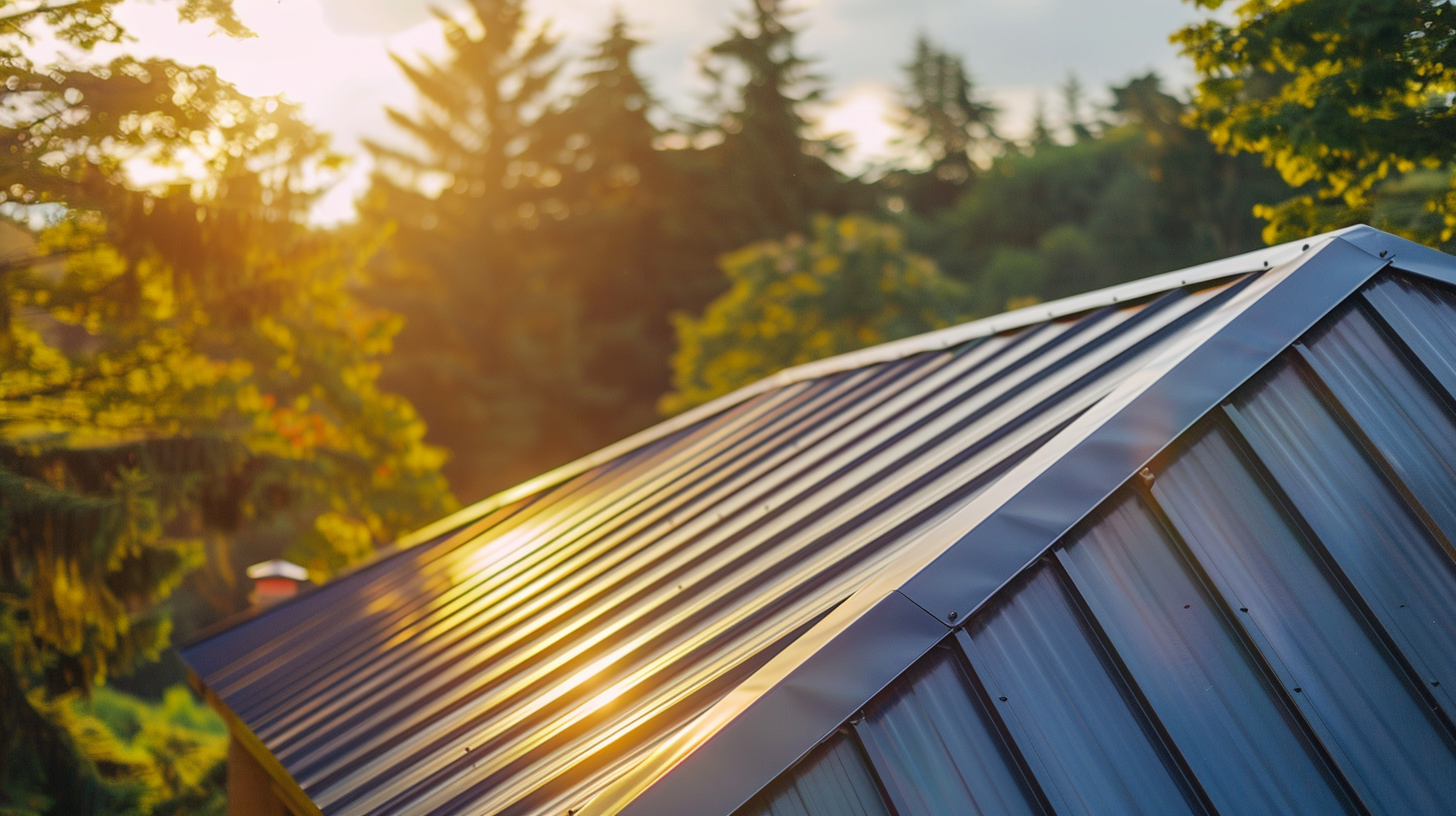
[{"left": 391, "top": 226, "right": 1366, "bottom": 553}]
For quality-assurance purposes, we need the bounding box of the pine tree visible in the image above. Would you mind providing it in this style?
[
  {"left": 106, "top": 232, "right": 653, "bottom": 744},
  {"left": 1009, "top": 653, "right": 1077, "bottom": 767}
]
[
  {"left": 890, "top": 36, "right": 1000, "bottom": 214},
  {"left": 532, "top": 15, "right": 692, "bottom": 445},
  {"left": 698, "top": 0, "right": 863, "bottom": 244},
  {"left": 1029, "top": 95, "right": 1057, "bottom": 150},
  {"left": 362, "top": 0, "right": 574, "bottom": 501},
  {"left": 1062, "top": 73, "right": 1094, "bottom": 142}
]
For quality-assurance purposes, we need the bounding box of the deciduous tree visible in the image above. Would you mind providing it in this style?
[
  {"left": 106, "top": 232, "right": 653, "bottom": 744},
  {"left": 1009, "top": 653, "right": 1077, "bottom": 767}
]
[
  {"left": 663, "top": 214, "right": 969, "bottom": 412},
  {"left": 1176, "top": 0, "right": 1456, "bottom": 244},
  {"left": 1, "top": 1, "right": 450, "bottom": 809}
]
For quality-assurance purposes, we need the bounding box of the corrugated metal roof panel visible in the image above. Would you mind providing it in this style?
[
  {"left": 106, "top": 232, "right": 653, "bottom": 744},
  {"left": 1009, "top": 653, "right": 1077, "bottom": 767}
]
[
  {"left": 181, "top": 267, "right": 1257, "bottom": 816},
  {"left": 185, "top": 227, "right": 1456, "bottom": 816},
  {"left": 856, "top": 647, "right": 1048, "bottom": 816},
  {"left": 1229, "top": 357, "right": 1456, "bottom": 714},
  {"left": 959, "top": 564, "right": 1205, "bottom": 816},
  {"left": 1142, "top": 426, "right": 1456, "bottom": 814},
  {"left": 1057, "top": 495, "right": 1357, "bottom": 816},
  {"left": 743, "top": 257, "right": 1456, "bottom": 816}
]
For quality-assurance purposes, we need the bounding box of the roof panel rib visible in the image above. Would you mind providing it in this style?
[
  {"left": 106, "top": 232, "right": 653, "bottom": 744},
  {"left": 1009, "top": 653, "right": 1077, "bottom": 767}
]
[
  {"left": 183, "top": 227, "right": 1450, "bottom": 816},
  {"left": 722, "top": 259, "right": 1456, "bottom": 816}
]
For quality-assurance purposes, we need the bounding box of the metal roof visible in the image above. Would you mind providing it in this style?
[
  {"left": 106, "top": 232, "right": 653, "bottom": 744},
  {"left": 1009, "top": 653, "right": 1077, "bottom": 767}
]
[
  {"left": 179, "top": 226, "right": 1453, "bottom": 816},
  {"left": 731, "top": 248, "right": 1456, "bottom": 816}
]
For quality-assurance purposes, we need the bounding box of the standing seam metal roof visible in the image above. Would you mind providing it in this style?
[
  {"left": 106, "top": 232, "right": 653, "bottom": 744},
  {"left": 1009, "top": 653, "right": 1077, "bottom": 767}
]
[
  {"left": 181, "top": 226, "right": 1403, "bottom": 816},
  {"left": 736, "top": 256, "right": 1456, "bottom": 816}
]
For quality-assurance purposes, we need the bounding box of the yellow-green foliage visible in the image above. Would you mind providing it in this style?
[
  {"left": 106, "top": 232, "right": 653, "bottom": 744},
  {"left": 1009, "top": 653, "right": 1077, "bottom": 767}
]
[
  {"left": 1, "top": 1, "right": 453, "bottom": 811},
  {"left": 3, "top": 685, "right": 228, "bottom": 816},
  {"left": 662, "top": 215, "right": 971, "bottom": 413},
  {"left": 1176, "top": 0, "right": 1456, "bottom": 244}
]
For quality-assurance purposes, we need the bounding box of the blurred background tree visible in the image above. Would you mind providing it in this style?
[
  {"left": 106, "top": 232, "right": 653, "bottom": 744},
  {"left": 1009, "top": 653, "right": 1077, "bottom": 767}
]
[
  {"left": 364, "top": 0, "right": 872, "bottom": 501},
  {"left": 878, "top": 35, "right": 1003, "bottom": 216},
  {"left": 1176, "top": 0, "right": 1456, "bottom": 246},
  {"left": 0, "top": 0, "right": 450, "bottom": 811},
  {"left": 360, "top": 0, "right": 572, "bottom": 501},
  {"left": 662, "top": 214, "right": 968, "bottom": 412},
  {"left": 5, "top": 0, "right": 1421, "bottom": 810}
]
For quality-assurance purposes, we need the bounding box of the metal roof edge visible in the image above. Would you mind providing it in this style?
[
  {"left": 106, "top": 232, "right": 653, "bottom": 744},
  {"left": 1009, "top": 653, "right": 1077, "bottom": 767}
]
[
  {"left": 590, "top": 231, "right": 1405, "bottom": 816},
  {"left": 190, "top": 668, "right": 326, "bottom": 816},
  {"left": 390, "top": 225, "right": 1366, "bottom": 553}
]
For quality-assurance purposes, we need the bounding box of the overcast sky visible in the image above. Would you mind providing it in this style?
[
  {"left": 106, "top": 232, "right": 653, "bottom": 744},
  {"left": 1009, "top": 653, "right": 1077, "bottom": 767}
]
[{"left": 113, "top": 0, "right": 1212, "bottom": 222}]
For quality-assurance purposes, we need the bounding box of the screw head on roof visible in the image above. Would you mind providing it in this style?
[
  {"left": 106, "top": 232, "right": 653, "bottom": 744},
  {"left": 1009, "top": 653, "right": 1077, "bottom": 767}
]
[
  {"left": 947, "top": 611, "right": 959, "bottom": 622},
  {"left": 1380, "top": 250, "right": 1389, "bottom": 257}
]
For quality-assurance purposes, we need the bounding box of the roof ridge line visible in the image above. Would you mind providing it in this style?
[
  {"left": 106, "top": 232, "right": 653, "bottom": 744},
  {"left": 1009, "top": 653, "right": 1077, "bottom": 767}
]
[
  {"left": 582, "top": 231, "right": 1395, "bottom": 816},
  {"left": 389, "top": 226, "right": 1363, "bottom": 553}
]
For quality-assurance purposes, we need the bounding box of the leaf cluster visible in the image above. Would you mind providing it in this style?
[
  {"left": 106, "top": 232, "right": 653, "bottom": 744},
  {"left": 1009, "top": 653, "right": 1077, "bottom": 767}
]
[
  {"left": 1, "top": 1, "right": 453, "bottom": 811},
  {"left": 663, "top": 214, "right": 969, "bottom": 412},
  {"left": 1176, "top": 0, "right": 1456, "bottom": 243}
]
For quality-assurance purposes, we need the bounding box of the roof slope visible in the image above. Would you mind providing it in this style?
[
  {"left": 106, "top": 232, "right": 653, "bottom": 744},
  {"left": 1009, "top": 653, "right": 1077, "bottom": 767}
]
[
  {"left": 727, "top": 258, "right": 1456, "bottom": 816},
  {"left": 181, "top": 227, "right": 1397, "bottom": 816}
]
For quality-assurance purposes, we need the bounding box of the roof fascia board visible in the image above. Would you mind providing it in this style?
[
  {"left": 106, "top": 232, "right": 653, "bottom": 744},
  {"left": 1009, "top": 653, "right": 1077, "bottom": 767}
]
[
  {"left": 190, "top": 670, "right": 328, "bottom": 816},
  {"left": 591, "top": 233, "right": 1393, "bottom": 816},
  {"left": 391, "top": 226, "right": 1365, "bottom": 553}
]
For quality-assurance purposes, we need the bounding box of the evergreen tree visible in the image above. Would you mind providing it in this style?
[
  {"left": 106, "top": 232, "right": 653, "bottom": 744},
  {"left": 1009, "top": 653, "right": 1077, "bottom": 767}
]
[
  {"left": 362, "top": 0, "right": 573, "bottom": 501},
  {"left": 1029, "top": 95, "right": 1057, "bottom": 150},
  {"left": 887, "top": 36, "right": 999, "bottom": 214},
  {"left": 531, "top": 15, "right": 689, "bottom": 452},
  {"left": 698, "top": 0, "right": 863, "bottom": 244},
  {"left": 1062, "top": 73, "right": 1095, "bottom": 143}
]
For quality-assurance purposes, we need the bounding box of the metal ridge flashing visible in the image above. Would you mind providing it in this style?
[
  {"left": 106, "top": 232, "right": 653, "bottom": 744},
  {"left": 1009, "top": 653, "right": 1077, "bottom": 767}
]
[
  {"left": 390, "top": 226, "right": 1365, "bottom": 553},
  {"left": 589, "top": 231, "right": 1394, "bottom": 816}
]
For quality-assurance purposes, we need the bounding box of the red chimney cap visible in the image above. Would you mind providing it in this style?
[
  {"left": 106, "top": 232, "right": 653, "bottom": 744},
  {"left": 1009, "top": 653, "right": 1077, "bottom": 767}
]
[{"left": 246, "top": 559, "right": 309, "bottom": 582}]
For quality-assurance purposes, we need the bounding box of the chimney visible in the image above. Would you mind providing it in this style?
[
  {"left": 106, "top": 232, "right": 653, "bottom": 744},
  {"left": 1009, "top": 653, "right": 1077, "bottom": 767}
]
[{"left": 246, "top": 560, "right": 310, "bottom": 609}]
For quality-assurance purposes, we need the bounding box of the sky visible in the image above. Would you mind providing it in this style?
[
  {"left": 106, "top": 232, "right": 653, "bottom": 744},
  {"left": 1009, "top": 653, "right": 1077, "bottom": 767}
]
[{"left": 111, "top": 0, "right": 1212, "bottom": 223}]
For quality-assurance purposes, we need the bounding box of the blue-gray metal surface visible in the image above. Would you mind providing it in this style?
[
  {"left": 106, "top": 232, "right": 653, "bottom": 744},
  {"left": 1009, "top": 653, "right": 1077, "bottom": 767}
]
[
  {"left": 1229, "top": 359, "right": 1456, "bottom": 714},
  {"left": 1057, "top": 495, "right": 1356, "bottom": 816},
  {"left": 1153, "top": 424, "right": 1456, "bottom": 815},
  {"left": 734, "top": 736, "right": 889, "bottom": 816},
  {"left": 959, "top": 565, "right": 1204, "bottom": 816},
  {"left": 182, "top": 255, "right": 1253, "bottom": 816},
  {"left": 602, "top": 234, "right": 1393, "bottom": 816},
  {"left": 184, "top": 228, "right": 1456, "bottom": 816},
  {"left": 745, "top": 261, "right": 1456, "bottom": 816},
  {"left": 855, "top": 647, "right": 1048, "bottom": 816}
]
